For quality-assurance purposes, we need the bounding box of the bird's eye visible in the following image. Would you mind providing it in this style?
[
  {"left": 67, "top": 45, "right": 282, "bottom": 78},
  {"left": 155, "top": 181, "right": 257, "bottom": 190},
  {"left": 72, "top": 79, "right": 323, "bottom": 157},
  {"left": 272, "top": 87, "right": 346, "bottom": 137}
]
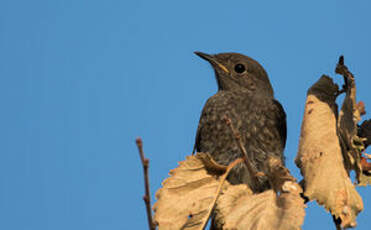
[{"left": 234, "top": 64, "right": 246, "bottom": 73}]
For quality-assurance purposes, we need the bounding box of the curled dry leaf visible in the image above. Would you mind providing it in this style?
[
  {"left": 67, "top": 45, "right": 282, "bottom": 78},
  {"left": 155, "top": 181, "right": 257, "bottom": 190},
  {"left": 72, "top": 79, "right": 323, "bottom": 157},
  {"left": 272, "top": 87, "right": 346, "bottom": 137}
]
[
  {"left": 359, "top": 170, "right": 371, "bottom": 186},
  {"left": 295, "top": 75, "right": 363, "bottom": 228},
  {"left": 358, "top": 119, "right": 371, "bottom": 148},
  {"left": 335, "top": 58, "right": 371, "bottom": 185},
  {"left": 359, "top": 153, "right": 371, "bottom": 186},
  {"left": 214, "top": 184, "right": 305, "bottom": 230},
  {"left": 358, "top": 154, "right": 371, "bottom": 186},
  {"left": 358, "top": 119, "right": 371, "bottom": 183},
  {"left": 153, "top": 152, "right": 229, "bottom": 230},
  {"left": 336, "top": 59, "right": 363, "bottom": 180}
]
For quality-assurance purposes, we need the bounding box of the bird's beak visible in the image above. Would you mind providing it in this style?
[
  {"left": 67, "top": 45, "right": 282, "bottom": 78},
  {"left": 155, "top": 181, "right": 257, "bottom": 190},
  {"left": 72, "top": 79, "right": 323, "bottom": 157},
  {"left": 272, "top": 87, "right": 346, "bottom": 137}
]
[{"left": 194, "top": 51, "right": 229, "bottom": 74}]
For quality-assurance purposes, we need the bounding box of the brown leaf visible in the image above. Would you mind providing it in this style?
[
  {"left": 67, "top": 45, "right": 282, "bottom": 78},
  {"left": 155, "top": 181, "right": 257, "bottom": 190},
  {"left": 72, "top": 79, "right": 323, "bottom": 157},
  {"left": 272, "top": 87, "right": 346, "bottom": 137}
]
[
  {"left": 295, "top": 75, "right": 363, "bottom": 228},
  {"left": 358, "top": 157, "right": 371, "bottom": 186},
  {"left": 336, "top": 63, "right": 363, "bottom": 179},
  {"left": 335, "top": 58, "right": 371, "bottom": 187},
  {"left": 153, "top": 153, "right": 229, "bottom": 230},
  {"left": 359, "top": 171, "right": 371, "bottom": 186},
  {"left": 214, "top": 184, "right": 305, "bottom": 230},
  {"left": 358, "top": 119, "right": 371, "bottom": 148}
]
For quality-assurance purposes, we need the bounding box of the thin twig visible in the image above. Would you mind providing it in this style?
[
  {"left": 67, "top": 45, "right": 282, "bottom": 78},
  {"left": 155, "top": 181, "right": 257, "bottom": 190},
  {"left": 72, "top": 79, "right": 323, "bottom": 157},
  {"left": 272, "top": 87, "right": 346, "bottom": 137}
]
[
  {"left": 136, "top": 137, "right": 155, "bottom": 230},
  {"left": 200, "top": 157, "right": 245, "bottom": 230},
  {"left": 223, "top": 115, "right": 262, "bottom": 190}
]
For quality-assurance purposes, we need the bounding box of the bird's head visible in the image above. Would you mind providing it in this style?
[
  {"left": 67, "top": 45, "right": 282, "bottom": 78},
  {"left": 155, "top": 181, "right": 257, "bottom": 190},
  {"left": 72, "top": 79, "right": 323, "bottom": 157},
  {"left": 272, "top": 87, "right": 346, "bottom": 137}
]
[{"left": 194, "top": 52, "right": 274, "bottom": 96}]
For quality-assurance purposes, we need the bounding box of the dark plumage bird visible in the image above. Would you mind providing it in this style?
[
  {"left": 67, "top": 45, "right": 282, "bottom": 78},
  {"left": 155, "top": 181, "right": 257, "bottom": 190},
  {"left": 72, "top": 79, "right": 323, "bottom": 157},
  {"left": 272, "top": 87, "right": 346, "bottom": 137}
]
[{"left": 193, "top": 52, "right": 286, "bottom": 192}]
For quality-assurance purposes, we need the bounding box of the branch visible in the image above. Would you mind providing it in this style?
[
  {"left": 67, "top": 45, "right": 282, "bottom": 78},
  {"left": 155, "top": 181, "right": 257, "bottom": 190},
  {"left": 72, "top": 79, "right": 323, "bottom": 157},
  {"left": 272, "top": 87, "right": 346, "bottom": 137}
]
[
  {"left": 136, "top": 137, "right": 155, "bottom": 230},
  {"left": 223, "top": 115, "right": 263, "bottom": 191}
]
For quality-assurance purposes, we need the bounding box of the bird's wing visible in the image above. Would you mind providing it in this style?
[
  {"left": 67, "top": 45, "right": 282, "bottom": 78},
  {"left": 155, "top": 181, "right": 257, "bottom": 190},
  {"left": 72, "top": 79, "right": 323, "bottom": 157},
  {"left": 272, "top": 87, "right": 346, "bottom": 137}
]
[
  {"left": 192, "top": 121, "right": 201, "bottom": 155},
  {"left": 272, "top": 99, "right": 287, "bottom": 149},
  {"left": 193, "top": 105, "right": 207, "bottom": 154},
  {"left": 192, "top": 95, "right": 219, "bottom": 154}
]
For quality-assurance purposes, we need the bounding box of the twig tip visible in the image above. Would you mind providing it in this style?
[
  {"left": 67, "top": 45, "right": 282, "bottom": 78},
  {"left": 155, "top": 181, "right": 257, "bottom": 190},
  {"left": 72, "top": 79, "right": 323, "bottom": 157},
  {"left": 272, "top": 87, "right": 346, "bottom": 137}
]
[
  {"left": 136, "top": 137, "right": 143, "bottom": 146},
  {"left": 338, "top": 55, "right": 344, "bottom": 65}
]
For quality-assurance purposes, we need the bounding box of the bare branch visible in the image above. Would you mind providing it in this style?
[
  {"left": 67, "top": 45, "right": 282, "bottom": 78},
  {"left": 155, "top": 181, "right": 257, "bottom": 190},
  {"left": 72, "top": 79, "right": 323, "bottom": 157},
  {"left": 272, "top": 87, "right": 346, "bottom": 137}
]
[
  {"left": 223, "top": 115, "right": 262, "bottom": 191},
  {"left": 136, "top": 137, "right": 155, "bottom": 230}
]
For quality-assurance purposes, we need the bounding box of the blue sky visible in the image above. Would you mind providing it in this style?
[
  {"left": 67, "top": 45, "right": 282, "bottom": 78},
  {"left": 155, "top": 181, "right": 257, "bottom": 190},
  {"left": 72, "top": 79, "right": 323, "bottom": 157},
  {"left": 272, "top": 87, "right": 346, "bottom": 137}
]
[{"left": 1, "top": 0, "right": 371, "bottom": 229}]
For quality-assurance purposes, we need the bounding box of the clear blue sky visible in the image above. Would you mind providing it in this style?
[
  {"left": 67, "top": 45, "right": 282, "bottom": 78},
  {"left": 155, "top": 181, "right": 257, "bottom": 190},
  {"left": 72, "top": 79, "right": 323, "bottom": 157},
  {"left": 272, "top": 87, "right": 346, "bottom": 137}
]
[{"left": 1, "top": 0, "right": 371, "bottom": 229}]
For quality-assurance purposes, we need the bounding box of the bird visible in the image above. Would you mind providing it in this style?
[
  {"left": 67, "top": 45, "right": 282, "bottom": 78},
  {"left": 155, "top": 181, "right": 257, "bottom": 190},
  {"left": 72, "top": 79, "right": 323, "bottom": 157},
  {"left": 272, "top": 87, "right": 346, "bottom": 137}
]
[{"left": 193, "top": 52, "right": 287, "bottom": 192}]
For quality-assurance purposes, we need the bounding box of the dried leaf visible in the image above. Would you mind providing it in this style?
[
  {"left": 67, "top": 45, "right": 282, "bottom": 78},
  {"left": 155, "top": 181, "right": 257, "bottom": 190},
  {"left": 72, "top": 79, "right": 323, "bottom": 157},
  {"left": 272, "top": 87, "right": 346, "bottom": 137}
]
[
  {"left": 358, "top": 157, "right": 371, "bottom": 186},
  {"left": 296, "top": 75, "right": 363, "bottom": 228},
  {"left": 358, "top": 119, "right": 371, "bottom": 148},
  {"left": 335, "top": 58, "right": 371, "bottom": 187},
  {"left": 359, "top": 171, "right": 371, "bottom": 186},
  {"left": 358, "top": 120, "right": 371, "bottom": 185},
  {"left": 214, "top": 184, "right": 305, "bottom": 230},
  {"left": 153, "top": 152, "right": 228, "bottom": 230},
  {"left": 336, "top": 62, "right": 363, "bottom": 179}
]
